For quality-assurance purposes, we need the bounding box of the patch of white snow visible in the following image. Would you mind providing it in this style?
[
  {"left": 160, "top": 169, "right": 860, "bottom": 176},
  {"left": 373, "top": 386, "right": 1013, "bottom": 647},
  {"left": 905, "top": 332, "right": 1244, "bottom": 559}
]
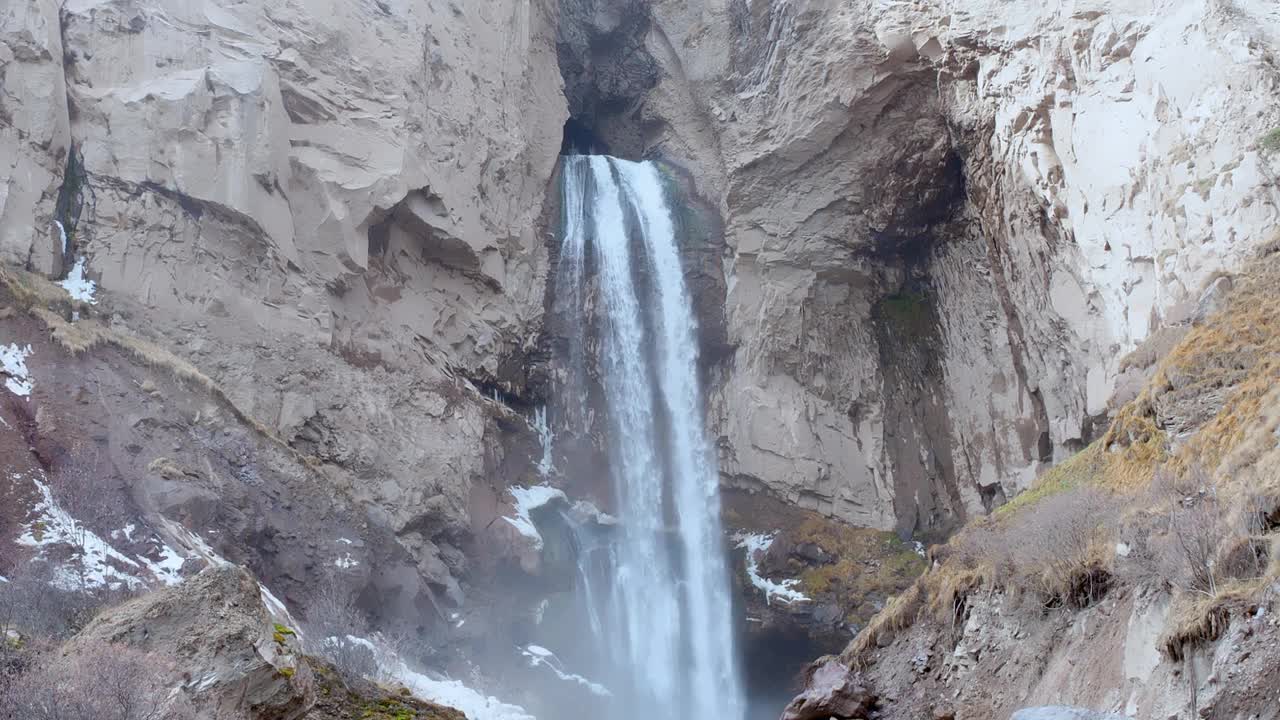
[
  {"left": 733, "top": 532, "right": 810, "bottom": 605},
  {"left": 1, "top": 344, "right": 34, "bottom": 397},
  {"left": 15, "top": 469, "right": 144, "bottom": 590},
  {"left": 136, "top": 539, "right": 188, "bottom": 586},
  {"left": 502, "top": 485, "right": 567, "bottom": 550},
  {"left": 339, "top": 635, "right": 534, "bottom": 720},
  {"left": 59, "top": 258, "right": 97, "bottom": 304},
  {"left": 520, "top": 644, "right": 611, "bottom": 697}
]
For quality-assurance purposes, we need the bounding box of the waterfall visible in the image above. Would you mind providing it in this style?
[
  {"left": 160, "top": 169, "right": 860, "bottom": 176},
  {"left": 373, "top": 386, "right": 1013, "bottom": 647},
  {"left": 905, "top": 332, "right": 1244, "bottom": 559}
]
[{"left": 556, "top": 155, "right": 746, "bottom": 719}]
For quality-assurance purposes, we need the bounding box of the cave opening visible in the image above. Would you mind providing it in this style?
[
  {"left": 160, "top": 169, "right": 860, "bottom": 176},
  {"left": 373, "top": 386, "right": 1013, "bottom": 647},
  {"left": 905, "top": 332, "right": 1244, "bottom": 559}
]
[{"left": 560, "top": 117, "right": 610, "bottom": 156}]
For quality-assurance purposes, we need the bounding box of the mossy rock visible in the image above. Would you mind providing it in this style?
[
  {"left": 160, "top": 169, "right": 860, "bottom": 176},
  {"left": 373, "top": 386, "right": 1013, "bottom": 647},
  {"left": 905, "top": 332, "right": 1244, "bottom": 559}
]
[
  {"left": 876, "top": 290, "right": 935, "bottom": 338},
  {"left": 1260, "top": 127, "right": 1280, "bottom": 154},
  {"left": 303, "top": 656, "right": 465, "bottom": 720}
]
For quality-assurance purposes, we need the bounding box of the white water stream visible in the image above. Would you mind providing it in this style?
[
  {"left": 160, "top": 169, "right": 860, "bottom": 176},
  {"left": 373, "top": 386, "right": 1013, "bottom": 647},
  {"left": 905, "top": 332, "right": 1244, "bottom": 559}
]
[{"left": 556, "top": 155, "right": 745, "bottom": 719}]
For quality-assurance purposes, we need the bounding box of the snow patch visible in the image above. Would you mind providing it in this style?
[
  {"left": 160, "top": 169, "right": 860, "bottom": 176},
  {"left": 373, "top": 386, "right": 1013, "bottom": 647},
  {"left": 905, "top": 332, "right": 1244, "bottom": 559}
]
[
  {"left": 59, "top": 257, "right": 97, "bottom": 304},
  {"left": 502, "top": 485, "right": 567, "bottom": 550},
  {"left": 530, "top": 406, "right": 556, "bottom": 479},
  {"left": 333, "top": 634, "right": 533, "bottom": 720},
  {"left": 112, "top": 523, "right": 138, "bottom": 542},
  {"left": 733, "top": 532, "right": 810, "bottom": 605},
  {"left": 259, "top": 583, "right": 295, "bottom": 625},
  {"left": 335, "top": 553, "right": 358, "bottom": 569},
  {"left": 136, "top": 539, "right": 188, "bottom": 586},
  {"left": 395, "top": 663, "right": 536, "bottom": 720},
  {"left": 1, "top": 344, "right": 34, "bottom": 397},
  {"left": 520, "top": 644, "right": 611, "bottom": 697},
  {"left": 16, "top": 469, "right": 145, "bottom": 590}
]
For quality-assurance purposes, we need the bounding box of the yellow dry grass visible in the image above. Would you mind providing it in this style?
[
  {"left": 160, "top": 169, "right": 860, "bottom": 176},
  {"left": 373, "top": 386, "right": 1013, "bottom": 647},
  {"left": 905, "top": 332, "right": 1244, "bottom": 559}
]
[
  {"left": 838, "top": 582, "right": 924, "bottom": 668},
  {"left": 1154, "top": 254, "right": 1280, "bottom": 481},
  {"left": 1160, "top": 579, "right": 1266, "bottom": 661}
]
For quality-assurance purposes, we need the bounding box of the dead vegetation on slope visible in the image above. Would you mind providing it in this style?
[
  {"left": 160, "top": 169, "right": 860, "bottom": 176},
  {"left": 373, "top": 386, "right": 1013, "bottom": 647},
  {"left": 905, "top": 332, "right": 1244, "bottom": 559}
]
[
  {"left": 0, "top": 266, "right": 319, "bottom": 469},
  {"left": 837, "top": 246, "right": 1280, "bottom": 669}
]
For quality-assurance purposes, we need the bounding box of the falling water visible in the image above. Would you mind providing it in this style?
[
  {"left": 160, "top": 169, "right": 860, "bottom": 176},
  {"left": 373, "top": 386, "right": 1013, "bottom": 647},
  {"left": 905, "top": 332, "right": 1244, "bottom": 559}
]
[{"left": 556, "top": 155, "right": 746, "bottom": 719}]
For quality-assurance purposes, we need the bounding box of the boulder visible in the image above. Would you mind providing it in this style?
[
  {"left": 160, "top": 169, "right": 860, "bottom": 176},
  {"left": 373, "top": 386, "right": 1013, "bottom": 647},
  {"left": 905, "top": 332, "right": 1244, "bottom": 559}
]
[
  {"left": 781, "top": 658, "right": 876, "bottom": 720},
  {"left": 66, "top": 565, "right": 314, "bottom": 719}
]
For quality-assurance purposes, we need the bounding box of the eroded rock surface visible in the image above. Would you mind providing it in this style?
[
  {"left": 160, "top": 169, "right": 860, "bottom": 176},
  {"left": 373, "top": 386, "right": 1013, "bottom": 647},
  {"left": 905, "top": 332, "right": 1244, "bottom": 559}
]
[
  {"left": 605, "top": 0, "right": 1280, "bottom": 537},
  {"left": 68, "top": 564, "right": 315, "bottom": 719},
  {"left": 2, "top": 0, "right": 572, "bottom": 627}
]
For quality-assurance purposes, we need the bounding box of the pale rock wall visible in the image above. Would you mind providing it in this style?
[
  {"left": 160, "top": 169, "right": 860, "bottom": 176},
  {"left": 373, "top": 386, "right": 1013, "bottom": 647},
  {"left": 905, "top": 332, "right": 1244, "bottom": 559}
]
[
  {"left": 1, "top": 0, "right": 569, "bottom": 614},
  {"left": 821, "top": 583, "right": 1280, "bottom": 720},
  {"left": 636, "top": 0, "right": 1280, "bottom": 534},
  {"left": 0, "top": 0, "right": 70, "bottom": 275}
]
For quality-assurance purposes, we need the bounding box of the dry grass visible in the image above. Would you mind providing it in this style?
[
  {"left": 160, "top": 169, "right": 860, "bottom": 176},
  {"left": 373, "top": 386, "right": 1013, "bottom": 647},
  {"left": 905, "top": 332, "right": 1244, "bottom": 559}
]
[
  {"left": 1160, "top": 579, "right": 1265, "bottom": 661},
  {"left": 993, "top": 441, "right": 1104, "bottom": 518},
  {"left": 0, "top": 266, "right": 306, "bottom": 465},
  {"left": 1154, "top": 254, "right": 1280, "bottom": 478},
  {"left": 838, "top": 582, "right": 924, "bottom": 668},
  {"left": 1100, "top": 404, "right": 1169, "bottom": 491},
  {"left": 791, "top": 518, "right": 927, "bottom": 622},
  {"left": 145, "top": 457, "right": 195, "bottom": 482}
]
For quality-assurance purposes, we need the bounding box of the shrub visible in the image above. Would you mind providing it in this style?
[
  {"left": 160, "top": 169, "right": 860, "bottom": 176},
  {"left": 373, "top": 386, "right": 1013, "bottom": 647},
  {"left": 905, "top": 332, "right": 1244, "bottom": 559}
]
[
  {"left": 0, "top": 564, "right": 131, "bottom": 641},
  {"left": 1150, "top": 466, "right": 1227, "bottom": 596},
  {"left": 0, "top": 640, "right": 192, "bottom": 720},
  {"left": 304, "top": 573, "right": 379, "bottom": 681},
  {"left": 1261, "top": 127, "right": 1280, "bottom": 154},
  {"left": 1012, "top": 486, "right": 1116, "bottom": 607}
]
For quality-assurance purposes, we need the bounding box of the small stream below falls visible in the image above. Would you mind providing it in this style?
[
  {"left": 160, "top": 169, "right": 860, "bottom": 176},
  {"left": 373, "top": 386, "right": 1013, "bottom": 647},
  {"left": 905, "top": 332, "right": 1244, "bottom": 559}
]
[{"left": 546, "top": 155, "right": 747, "bottom": 719}]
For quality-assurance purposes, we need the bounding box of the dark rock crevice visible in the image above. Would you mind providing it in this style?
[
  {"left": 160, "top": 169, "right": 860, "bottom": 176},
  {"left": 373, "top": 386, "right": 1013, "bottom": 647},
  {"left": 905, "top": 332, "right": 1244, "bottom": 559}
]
[{"left": 555, "top": 0, "right": 659, "bottom": 159}]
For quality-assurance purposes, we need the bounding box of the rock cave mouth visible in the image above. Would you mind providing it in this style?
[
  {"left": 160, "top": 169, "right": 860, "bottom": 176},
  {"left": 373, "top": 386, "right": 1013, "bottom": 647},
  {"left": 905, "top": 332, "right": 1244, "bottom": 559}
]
[{"left": 560, "top": 117, "right": 610, "bottom": 156}]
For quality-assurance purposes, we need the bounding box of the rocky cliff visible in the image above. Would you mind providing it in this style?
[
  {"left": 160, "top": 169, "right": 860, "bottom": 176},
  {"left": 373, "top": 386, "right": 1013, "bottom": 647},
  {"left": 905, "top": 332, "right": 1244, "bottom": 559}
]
[
  {"left": 591, "top": 0, "right": 1280, "bottom": 540},
  {"left": 783, "top": 248, "right": 1280, "bottom": 719},
  {"left": 3, "top": 0, "right": 1280, "bottom": 717},
  {"left": 3, "top": 0, "right": 570, "bottom": 630}
]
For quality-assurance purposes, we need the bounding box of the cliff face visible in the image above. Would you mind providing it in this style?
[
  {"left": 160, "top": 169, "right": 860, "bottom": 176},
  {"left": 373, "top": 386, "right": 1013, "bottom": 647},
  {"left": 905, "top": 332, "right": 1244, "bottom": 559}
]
[
  {"left": 612, "top": 0, "right": 1280, "bottom": 537},
  {"left": 2, "top": 0, "right": 568, "bottom": 637},
  {"left": 783, "top": 248, "right": 1280, "bottom": 719},
  {"left": 3, "top": 0, "right": 1280, "bottom": 715}
]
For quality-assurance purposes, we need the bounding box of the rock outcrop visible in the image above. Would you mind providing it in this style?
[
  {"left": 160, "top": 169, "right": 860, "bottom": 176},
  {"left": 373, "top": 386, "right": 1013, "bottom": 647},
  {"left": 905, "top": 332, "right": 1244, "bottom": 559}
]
[
  {"left": 784, "top": 248, "right": 1280, "bottom": 719},
  {"left": 0, "top": 0, "right": 70, "bottom": 276},
  {"left": 562, "top": 0, "right": 1280, "bottom": 541},
  {"left": 67, "top": 564, "right": 315, "bottom": 718},
  {"left": 2, "top": 0, "right": 571, "bottom": 640}
]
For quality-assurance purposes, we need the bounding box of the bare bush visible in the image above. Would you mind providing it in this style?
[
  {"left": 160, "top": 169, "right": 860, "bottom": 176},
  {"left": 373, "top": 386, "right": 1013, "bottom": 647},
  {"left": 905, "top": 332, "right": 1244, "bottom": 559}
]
[
  {"left": 1152, "top": 466, "right": 1226, "bottom": 596},
  {"left": 48, "top": 445, "right": 126, "bottom": 592},
  {"left": 304, "top": 572, "right": 378, "bottom": 680},
  {"left": 0, "top": 563, "right": 120, "bottom": 640},
  {"left": 0, "top": 641, "right": 193, "bottom": 720},
  {"left": 1011, "top": 486, "right": 1116, "bottom": 606}
]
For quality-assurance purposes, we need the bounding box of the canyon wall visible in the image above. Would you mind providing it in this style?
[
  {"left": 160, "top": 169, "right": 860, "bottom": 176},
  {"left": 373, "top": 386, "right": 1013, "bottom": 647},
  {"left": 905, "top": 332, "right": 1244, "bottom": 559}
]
[
  {"left": 2, "top": 0, "right": 569, "bottom": 637},
  {"left": 606, "top": 0, "right": 1280, "bottom": 537},
  {"left": 4, "top": 0, "right": 1280, "bottom": 701}
]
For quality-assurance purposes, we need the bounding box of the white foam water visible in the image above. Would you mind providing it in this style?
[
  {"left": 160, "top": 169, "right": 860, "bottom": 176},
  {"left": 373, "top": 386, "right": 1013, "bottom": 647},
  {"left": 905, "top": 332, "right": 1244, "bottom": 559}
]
[{"left": 557, "top": 155, "right": 746, "bottom": 720}]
